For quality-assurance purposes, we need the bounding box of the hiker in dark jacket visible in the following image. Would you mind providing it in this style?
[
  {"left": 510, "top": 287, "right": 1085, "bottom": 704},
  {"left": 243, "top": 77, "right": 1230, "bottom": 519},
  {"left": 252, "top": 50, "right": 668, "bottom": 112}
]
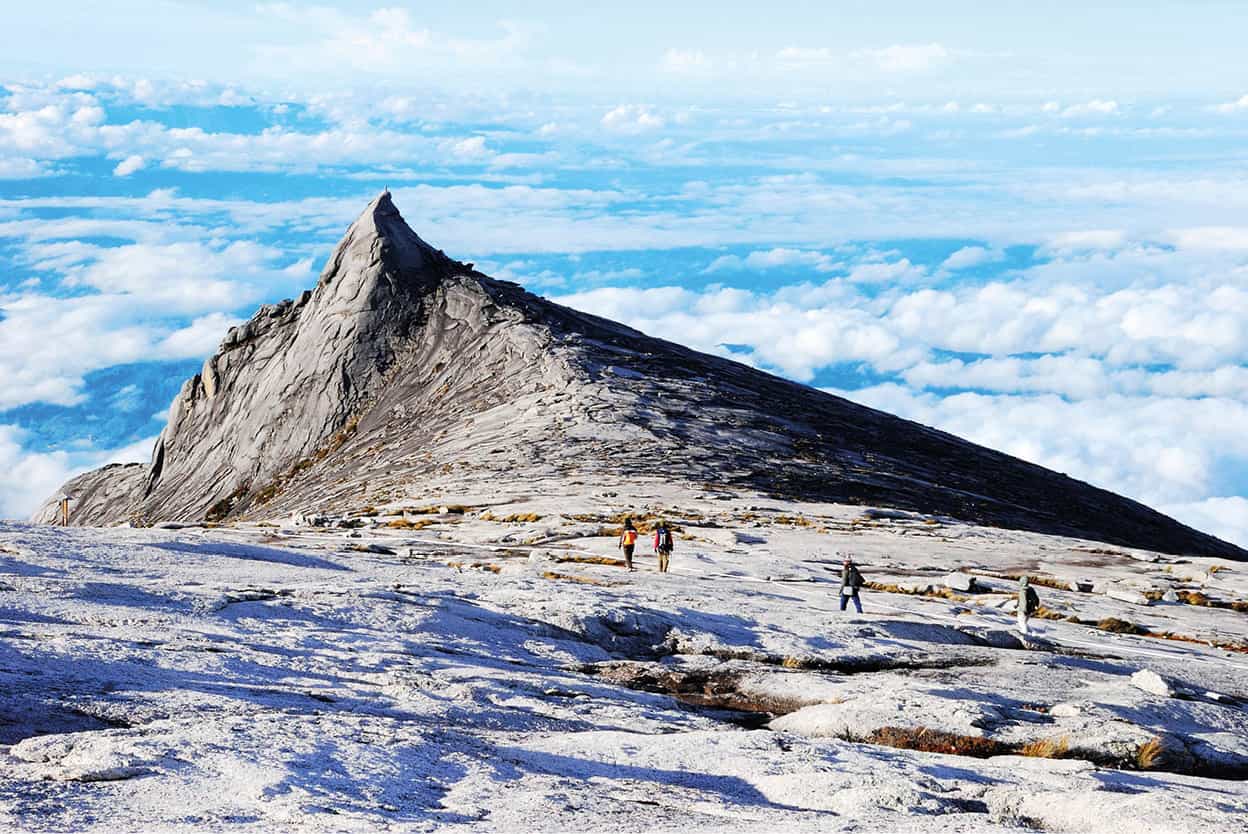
[
  {"left": 1018, "top": 576, "right": 1040, "bottom": 634},
  {"left": 840, "top": 554, "right": 865, "bottom": 613},
  {"left": 653, "top": 521, "right": 674, "bottom": 573},
  {"left": 618, "top": 518, "right": 638, "bottom": 571}
]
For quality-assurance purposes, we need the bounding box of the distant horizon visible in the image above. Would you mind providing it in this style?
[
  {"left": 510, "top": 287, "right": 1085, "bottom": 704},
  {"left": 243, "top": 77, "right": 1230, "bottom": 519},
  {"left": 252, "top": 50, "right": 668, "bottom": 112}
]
[{"left": 3, "top": 2, "right": 1248, "bottom": 546}]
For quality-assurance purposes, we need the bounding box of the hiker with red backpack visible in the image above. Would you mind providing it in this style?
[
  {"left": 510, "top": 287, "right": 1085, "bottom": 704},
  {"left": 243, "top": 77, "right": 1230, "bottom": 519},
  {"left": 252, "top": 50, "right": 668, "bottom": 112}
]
[
  {"left": 618, "top": 518, "right": 639, "bottom": 571},
  {"left": 653, "top": 521, "right": 674, "bottom": 573}
]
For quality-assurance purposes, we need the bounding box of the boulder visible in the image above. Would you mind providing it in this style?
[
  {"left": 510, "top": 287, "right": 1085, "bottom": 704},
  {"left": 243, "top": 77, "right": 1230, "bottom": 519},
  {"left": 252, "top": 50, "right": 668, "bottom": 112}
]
[
  {"left": 1106, "top": 586, "right": 1150, "bottom": 606},
  {"left": 1130, "top": 669, "right": 1175, "bottom": 698},
  {"left": 942, "top": 572, "right": 979, "bottom": 592}
]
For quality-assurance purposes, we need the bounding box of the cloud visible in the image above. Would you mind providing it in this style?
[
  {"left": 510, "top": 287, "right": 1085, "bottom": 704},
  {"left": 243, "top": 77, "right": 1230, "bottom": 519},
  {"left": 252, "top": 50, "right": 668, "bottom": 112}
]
[
  {"left": 1160, "top": 497, "right": 1248, "bottom": 548},
  {"left": 705, "top": 248, "right": 840, "bottom": 274},
  {"left": 601, "top": 105, "right": 664, "bottom": 133},
  {"left": 0, "top": 425, "right": 155, "bottom": 520},
  {"left": 1167, "top": 226, "right": 1248, "bottom": 251},
  {"left": 1060, "top": 99, "right": 1120, "bottom": 118},
  {"left": 852, "top": 43, "right": 951, "bottom": 72},
  {"left": 1214, "top": 94, "right": 1248, "bottom": 114},
  {"left": 835, "top": 384, "right": 1248, "bottom": 513},
  {"left": 940, "top": 245, "right": 1002, "bottom": 270},
  {"left": 661, "top": 49, "right": 714, "bottom": 76},
  {"left": 1044, "top": 230, "right": 1128, "bottom": 252},
  {"left": 112, "top": 154, "right": 145, "bottom": 176},
  {"left": 0, "top": 157, "right": 49, "bottom": 178}
]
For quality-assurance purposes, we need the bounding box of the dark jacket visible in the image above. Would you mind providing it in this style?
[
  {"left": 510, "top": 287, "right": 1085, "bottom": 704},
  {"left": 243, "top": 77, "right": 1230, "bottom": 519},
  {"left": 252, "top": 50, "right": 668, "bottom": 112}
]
[
  {"left": 1021, "top": 586, "right": 1039, "bottom": 616},
  {"left": 841, "top": 565, "right": 864, "bottom": 591}
]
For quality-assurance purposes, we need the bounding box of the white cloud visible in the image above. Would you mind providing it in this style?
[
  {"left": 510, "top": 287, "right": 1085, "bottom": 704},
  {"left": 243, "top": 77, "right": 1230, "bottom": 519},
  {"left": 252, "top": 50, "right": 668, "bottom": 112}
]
[
  {"left": 836, "top": 384, "right": 1248, "bottom": 513},
  {"left": 847, "top": 257, "right": 924, "bottom": 284},
  {"left": 1045, "top": 230, "right": 1127, "bottom": 251},
  {"left": 853, "top": 43, "right": 950, "bottom": 72},
  {"left": 661, "top": 49, "right": 713, "bottom": 75},
  {"left": 705, "top": 248, "right": 840, "bottom": 274},
  {"left": 1060, "top": 99, "right": 1120, "bottom": 118},
  {"left": 0, "top": 157, "right": 49, "bottom": 178},
  {"left": 112, "top": 154, "right": 145, "bottom": 176},
  {"left": 940, "top": 245, "right": 1002, "bottom": 271},
  {"left": 1214, "top": 94, "right": 1248, "bottom": 114},
  {"left": 1167, "top": 226, "right": 1248, "bottom": 251},
  {"left": 601, "top": 105, "right": 664, "bottom": 133},
  {"left": 0, "top": 425, "right": 155, "bottom": 520},
  {"left": 1160, "top": 497, "right": 1248, "bottom": 548}
]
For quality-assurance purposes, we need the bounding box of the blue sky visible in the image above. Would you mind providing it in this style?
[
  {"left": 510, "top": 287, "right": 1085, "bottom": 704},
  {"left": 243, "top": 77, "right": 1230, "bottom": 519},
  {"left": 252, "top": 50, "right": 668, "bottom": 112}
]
[{"left": 3, "top": 2, "right": 1248, "bottom": 545}]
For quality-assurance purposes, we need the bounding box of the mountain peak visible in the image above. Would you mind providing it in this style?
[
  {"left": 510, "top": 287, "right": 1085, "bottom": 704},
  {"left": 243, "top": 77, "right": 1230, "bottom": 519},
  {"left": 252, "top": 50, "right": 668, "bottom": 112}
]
[
  {"left": 319, "top": 191, "right": 449, "bottom": 292},
  {"left": 33, "top": 194, "right": 1247, "bottom": 561}
]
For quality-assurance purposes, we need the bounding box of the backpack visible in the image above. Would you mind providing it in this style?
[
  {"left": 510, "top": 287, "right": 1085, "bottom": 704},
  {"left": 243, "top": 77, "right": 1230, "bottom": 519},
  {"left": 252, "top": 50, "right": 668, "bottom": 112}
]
[
  {"left": 656, "top": 528, "right": 673, "bottom": 551},
  {"left": 1024, "top": 587, "right": 1039, "bottom": 615}
]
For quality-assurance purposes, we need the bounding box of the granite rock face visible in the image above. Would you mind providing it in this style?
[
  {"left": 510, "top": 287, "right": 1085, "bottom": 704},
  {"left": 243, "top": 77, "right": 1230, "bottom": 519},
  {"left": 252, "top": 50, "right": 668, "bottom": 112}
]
[{"left": 33, "top": 193, "right": 1247, "bottom": 559}]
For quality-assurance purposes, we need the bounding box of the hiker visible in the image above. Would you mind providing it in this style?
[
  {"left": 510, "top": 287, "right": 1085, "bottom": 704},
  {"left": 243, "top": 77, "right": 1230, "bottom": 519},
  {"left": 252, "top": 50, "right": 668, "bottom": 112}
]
[
  {"left": 653, "top": 521, "right": 674, "bottom": 573},
  {"left": 1018, "top": 576, "right": 1040, "bottom": 634},
  {"left": 618, "top": 518, "right": 638, "bottom": 571},
  {"left": 839, "top": 554, "right": 865, "bottom": 613}
]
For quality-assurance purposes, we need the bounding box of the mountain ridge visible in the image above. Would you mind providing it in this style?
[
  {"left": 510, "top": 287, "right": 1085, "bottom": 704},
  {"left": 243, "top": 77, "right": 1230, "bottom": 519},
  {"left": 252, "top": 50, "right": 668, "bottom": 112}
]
[{"left": 34, "top": 192, "right": 1247, "bottom": 560}]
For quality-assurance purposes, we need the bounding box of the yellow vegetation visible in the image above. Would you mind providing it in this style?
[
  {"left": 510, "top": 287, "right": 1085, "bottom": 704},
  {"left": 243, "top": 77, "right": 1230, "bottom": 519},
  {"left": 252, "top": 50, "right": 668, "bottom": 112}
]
[{"left": 1020, "top": 736, "right": 1071, "bottom": 759}]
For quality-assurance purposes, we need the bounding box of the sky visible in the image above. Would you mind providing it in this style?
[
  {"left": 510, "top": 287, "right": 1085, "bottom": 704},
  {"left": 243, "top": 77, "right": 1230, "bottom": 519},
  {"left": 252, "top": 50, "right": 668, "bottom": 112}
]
[{"left": 2, "top": 2, "right": 1248, "bottom": 545}]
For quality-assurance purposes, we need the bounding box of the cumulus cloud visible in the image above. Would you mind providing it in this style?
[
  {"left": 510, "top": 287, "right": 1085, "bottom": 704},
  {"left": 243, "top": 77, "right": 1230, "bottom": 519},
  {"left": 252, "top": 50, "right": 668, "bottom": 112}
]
[
  {"left": 1214, "top": 94, "right": 1248, "bottom": 114},
  {"left": 112, "top": 154, "right": 145, "bottom": 176},
  {"left": 704, "top": 248, "right": 840, "bottom": 274},
  {"left": 0, "top": 425, "right": 155, "bottom": 520},
  {"left": 940, "top": 245, "right": 1002, "bottom": 271},
  {"left": 852, "top": 43, "right": 951, "bottom": 72},
  {"left": 1160, "top": 497, "right": 1248, "bottom": 548},
  {"left": 1060, "top": 99, "right": 1120, "bottom": 118},
  {"left": 601, "top": 105, "right": 664, "bottom": 133},
  {"left": 661, "top": 49, "right": 714, "bottom": 75},
  {"left": 835, "top": 384, "right": 1248, "bottom": 513}
]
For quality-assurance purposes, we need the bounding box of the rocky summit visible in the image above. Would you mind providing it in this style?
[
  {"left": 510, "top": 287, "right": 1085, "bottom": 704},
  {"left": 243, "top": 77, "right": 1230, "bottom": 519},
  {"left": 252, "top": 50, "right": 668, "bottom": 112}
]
[{"left": 34, "top": 193, "right": 1245, "bottom": 560}]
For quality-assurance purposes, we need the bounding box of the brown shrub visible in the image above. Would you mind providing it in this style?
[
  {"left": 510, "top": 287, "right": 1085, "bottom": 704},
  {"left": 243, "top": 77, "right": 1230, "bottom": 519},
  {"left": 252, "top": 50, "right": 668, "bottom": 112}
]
[
  {"left": 554, "top": 554, "right": 628, "bottom": 567},
  {"left": 387, "top": 518, "right": 435, "bottom": 530},
  {"left": 1097, "top": 617, "right": 1147, "bottom": 634},
  {"left": 1020, "top": 736, "right": 1071, "bottom": 759},
  {"left": 1136, "top": 737, "right": 1164, "bottom": 770},
  {"left": 1177, "top": 590, "right": 1211, "bottom": 606},
  {"left": 862, "top": 726, "right": 1008, "bottom": 758},
  {"left": 541, "top": 571, "right": 610, "bottom": 586}
]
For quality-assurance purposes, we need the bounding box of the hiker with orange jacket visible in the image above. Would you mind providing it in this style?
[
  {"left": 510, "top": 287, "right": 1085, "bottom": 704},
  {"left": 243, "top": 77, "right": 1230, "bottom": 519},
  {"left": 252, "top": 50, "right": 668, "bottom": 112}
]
[{"left": 618, "top": 518, "right": 639, "bottom": 571}]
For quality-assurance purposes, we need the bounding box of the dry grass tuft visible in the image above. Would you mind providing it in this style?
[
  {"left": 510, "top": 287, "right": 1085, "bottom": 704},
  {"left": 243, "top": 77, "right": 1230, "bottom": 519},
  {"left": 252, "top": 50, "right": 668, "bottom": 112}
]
[
  {"left": 445, "top": 560, "right": 501, "bottom": 574},
  {"left": 541, "top": 571, "right": 611, "bottom": 586},
  {"left": 387, "top": 518, "right": 435, "bottom": 530},
  {"left": 1208, "top": 564, "right": 1229, "bottom": 575},
  {"left": 554, "top": 554, "right": 628, "bottom": 568},
  {"left": 1136, "top": 737, "right": 1165, "bottom": 770},
  {"left": 864, "top": 581, "right": 968, "bottom": 603},
  {"left": 1176, "top": 590, "right": 1211, "bottom": 606},
  {"left": 1005, "top": 574, "right": 1071, "bottom": 591},
  {"left": 480, "top": 511, "right": 543, "bottom": 523},
  {"left": 1032, "top": 605, "right": 1067, "bottom": 621},
  {"left": 859, "top": 726, "right": 1008, "bottom": 758},
  {"left": 1096, "top": 617, "right": 1147, "bottom": 635},
  {"left": 1020, "top": 736, "right": 1071, "bottom": 759}
]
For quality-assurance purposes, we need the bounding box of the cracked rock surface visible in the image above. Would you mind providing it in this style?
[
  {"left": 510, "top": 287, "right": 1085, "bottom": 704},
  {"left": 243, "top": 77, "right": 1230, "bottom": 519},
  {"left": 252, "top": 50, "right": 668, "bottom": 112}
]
[{"left": 4, "top": 482, "right": 1248, "bottom": 832}]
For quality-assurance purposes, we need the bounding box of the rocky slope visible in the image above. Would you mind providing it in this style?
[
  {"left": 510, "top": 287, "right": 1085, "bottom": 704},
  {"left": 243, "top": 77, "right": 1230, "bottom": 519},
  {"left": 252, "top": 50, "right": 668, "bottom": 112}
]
[{"left": 34, "top": 192, "right": 1246, "bottom": 560}]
